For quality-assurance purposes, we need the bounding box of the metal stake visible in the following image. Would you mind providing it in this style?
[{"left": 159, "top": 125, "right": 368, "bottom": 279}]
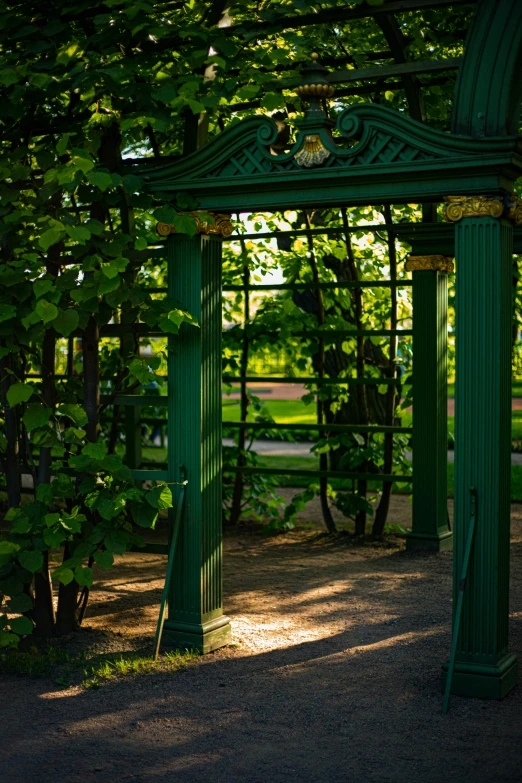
[
  {"left": 153, "top": 478, "right": 187, "bottom": 661},
  {"left": 442, "top": 486, "right": 477, "bottom": 714}
]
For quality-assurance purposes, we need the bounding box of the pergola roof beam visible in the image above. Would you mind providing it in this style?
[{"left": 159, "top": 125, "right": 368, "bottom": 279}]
[
  {"left": 223, "top": 0, "right": 476, "bottom": 36},
  {"left": 327, "top": 57, "right": 461, "bottom": 86}
]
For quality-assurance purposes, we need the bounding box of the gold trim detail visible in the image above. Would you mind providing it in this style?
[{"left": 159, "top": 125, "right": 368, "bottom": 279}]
[
  {"left": 295, "top": 82, "right": 335, "bottom": 99},
  {"left": 156, "top": 212, "right": 233, "bottom": 238},
  {"left": 405, "top": 255, "right": 454, "bottom": 273},
  {"left": 295, "top": 134, "right": 330, "bottom": 168},
  {"left": 443, "top": 195, "right": 504, "bottom": 222}
]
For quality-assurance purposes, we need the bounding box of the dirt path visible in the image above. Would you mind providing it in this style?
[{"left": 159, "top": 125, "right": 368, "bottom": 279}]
[{"left": 1, "top": 495, "right": 522, "bottom": 782}]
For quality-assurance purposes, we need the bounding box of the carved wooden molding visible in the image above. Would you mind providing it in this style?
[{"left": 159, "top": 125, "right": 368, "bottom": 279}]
[{"left": 405, "top": 255, "right": 454, "bottom": 273}]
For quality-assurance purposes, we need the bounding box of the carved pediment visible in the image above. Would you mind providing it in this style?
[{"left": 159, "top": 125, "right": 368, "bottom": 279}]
[
  {"left": 142, "top": 104, "right": 521, "bottom": 192},
  {"left": 138, "top": 103, "right": 522, "bottom": 211}
]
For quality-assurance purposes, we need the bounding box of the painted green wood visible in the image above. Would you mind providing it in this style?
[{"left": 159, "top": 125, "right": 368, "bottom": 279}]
[
  {"left": 225, "top": 329, "right": 412, "bottom": 338},
  {"left": 121, "top": 308, "right": 142, "bottom": 470},
  {"left": 140, "top": 105, "right": 522, "bottom": 211},
  {"left": 101, "top": 395, "right": 168, "bottom": 407},
  {"left": 448, "top": 216, "right": 518, "bottom": 699},
  {"left": 130, "top": 469, "right": 168, "bottom": 481},
  {"left": 226, "top": 467, "right": 412, "bottom": 482},
  {"left": 453, "top": 0, "right": 522, "bottom": 138},
  {"left": 223, "top": 421, "right": 412, "bottom": 434},
  {"left": 407, "top": 269, "right": 452, "bottom": 552},
  {"left": 163, "top": 234, "right": 231, "bottom": 654},
  {"left": 222, "top": 376, "right": 402, "bottom": 385}
]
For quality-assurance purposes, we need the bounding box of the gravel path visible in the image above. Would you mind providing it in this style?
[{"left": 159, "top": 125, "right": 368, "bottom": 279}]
[{"left": 1, "top": 494, "right": 522, "bottom": 782}]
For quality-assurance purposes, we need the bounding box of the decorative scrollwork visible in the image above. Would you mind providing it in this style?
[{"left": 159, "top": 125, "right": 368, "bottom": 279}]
[
  {"left": 443, "top": 195, "right": 505, "bottom": 222},
  {"left": 405, "top": 255, "right": 454, "bottom": 273},
  {"left": 294, "top": 135, "right": 330, "bottom": 168},
  {"left": 156, "top": 212, "right": 233, "bottom": 238}
]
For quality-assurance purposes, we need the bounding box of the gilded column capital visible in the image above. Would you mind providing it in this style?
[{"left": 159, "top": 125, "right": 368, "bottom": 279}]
[
  {"left": 156, "top": 211, "right": 233, "bottom": 238},
  {"left": 443, "top": 195, "right": 505, "bottom": 222},
  {"left": 405, "top": 255, "right": 454, "bottom": 273}
]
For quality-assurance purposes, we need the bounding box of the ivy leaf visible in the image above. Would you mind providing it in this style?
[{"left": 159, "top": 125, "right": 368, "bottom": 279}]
[
  {"left": 57, "top": 404, "right": 88, "bottom": 427},
  {"left": 35, "top": 299, "right": 59, "bottom": 324},
  {"left": 9, "top": 616, "right": 33, "bottom": 636},
  {"left": 134, "top": 236, "right": 148, "bottom": 251},
  {"left": 0, "top": 541, "right": 20, "bottom": 554},
  {"left": 56, "top": 133, "right": 71, "bottom": 156},
  {"left": 34, "top": 279, "right": 54, "bottom": 299},
  {"left": 10, "top": 515, "right": 31, "bottom": 534},
  {"left": 53, "top": 567, "right": 74, "bottom": 585},
  {"left": 128, "top": 358, "right": 154, "bottom": 384},
  {"left": 23, "top": 404, "right": 52, "bottom": 431},
  {"left": 73, "top": 542, "right": 94, "bottom": 559},
  {"left": 129, "top": 502, "right": 158, "bottom": 529},
  {"left": 43, "top": 529, "right": 66, "bottom": 548},
  {"left": 83, "top": 442, "right": 107, "bottom": 460},
  {"left": 98, "top": 274, "right": 120, "bottom": 295},
  {"left": 152, "top": 83, "right": 177, "bottom": 104},
  {"left": 98, "top": 497, "right": 125, "bottom": 521},
  {"left": 64, "top": 224, "right": 91, "bottom": 242},
  {"left": 93, "top": 551, "right": 114, "bottom": 570},
  {"left": 6, "top": 593, "right": 33, "bottom": 613},
  {"left": 87, "top": 171, "right": 113, "bottom": 192},
  {"left": 104, "top": 530, "right": 130, "bottom": 555},
  {"left": 0, "top": 68, "right": 19, "bottom": 87},
  {"left": 17, "top": 551, "right": 44, "bottom": 573},
  {"left": 39, "top": 228, "right": 64, "bottom": 251},
  {"left": 0, "top": 305, "right": 16, "bottom": 323},
  {"left": 153, "top": 205, "right": 177, "bottom": 224},
  {"left": 69, "top": 454, "right": 93, "bottom": 471},
  {"left": 0, "top": 631, "right": 19, "bottom": 648},
  {"left": 44, "top": 513, "right": 60, "bottom": 527},
  {"left": 53, "top": 309, "right": 79, "bottom": 337},
  {"left": 172, "top": 213, "right": 198, "bottom": 237},
  {"left": 99, "top": 454, "right": 122, "bottom": 472},
  {"left": 36, "top": 483, "right": 54, "bottom": 506},
  {"left": 6, "top": 383, "right": 34, "bottom": 407},
  {"left": 262, "top": 92, "right": 285, "bottom": 111},
  {"left": 145, "top": 485, "right": 172, "bottom": 509}
]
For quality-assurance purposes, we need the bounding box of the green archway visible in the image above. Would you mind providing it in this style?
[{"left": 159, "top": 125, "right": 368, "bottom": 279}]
[{"left": 136, "top": 0, "right": 522, "bottom": 700}]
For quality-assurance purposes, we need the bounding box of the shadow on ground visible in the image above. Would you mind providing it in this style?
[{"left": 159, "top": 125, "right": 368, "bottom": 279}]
[{"left": 1, "top": 496, "right": 522, "bottom": 783}]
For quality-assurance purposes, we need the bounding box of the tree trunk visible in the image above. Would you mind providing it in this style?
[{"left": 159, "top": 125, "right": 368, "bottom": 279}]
[
  {"left": 372, "top": 206, "right": 397, "bottom": 538},
  {"left": 342, "top": 209, "right": 369, "bottom": 536},
  {"left": 305, "top": 213, "right": 337, "bottom": 535},
  {"left": 33, "top": 319, "right": 57, "bottom": 636},
  {"left": 229, "top": 247, "right": 250, "bottom": 525},
  {"left": 55, "top": 543, "right": 80, "bottom": 635},
  {"left": 0, "top": 355, "right": 21, "bottom": 508}
]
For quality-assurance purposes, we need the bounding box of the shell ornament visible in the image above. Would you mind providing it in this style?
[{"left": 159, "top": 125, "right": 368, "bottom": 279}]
[{"left": 295, "top": 134, "right": 330, "bottom": 168}]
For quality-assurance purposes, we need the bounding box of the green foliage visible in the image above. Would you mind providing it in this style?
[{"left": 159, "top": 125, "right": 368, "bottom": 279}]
[{"left": 0, "top": 0, "right": 479, "bottom": 637}]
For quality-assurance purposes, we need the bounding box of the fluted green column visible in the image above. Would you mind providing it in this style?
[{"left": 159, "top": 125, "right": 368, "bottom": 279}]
[
  {"left": 446, "top": 202, "right": 517, "bottom": 699},
  {"left": 407, "top": 256, "right": 453, "bottom": 552},
  {"left": 163, "top": 231, "right": 231, "bottom": 653}
]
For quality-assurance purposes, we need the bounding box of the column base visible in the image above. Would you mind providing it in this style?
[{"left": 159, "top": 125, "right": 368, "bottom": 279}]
[
  {"left": 442, "top": 653, "right": 518, "bottom": 700},
  {"left": 163, "top": 615, "right": 232, "bottom": 654},
  {"left": 406, "top": 529, "right": 453, "bottom": 552}
]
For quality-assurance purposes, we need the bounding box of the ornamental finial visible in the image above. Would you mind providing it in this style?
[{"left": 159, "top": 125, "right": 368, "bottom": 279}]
[{"left": 295, "top": 52, "right": 334, "bottom": 110}]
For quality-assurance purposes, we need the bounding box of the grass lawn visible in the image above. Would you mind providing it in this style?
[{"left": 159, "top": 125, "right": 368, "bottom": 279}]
[
  {"left": 447, "top": 380, "right": 522, "bottom": 397},
  {"left": 256, "top": 455, "right": 522, "bottom": 502},
  {"left": 223, "top": 397, "right": 522, "bottom": 440}
]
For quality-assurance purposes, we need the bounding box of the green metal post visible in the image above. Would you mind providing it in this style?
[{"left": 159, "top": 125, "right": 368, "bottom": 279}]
[
  {"left": 163, "top": 230, "right": 231, "bottom": 654},
  {"left": 444, "top": 203, "right": 517, "bottom": 699},
  {"left": 406, "top": 255, "right": 453, "bottom": 552}
]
